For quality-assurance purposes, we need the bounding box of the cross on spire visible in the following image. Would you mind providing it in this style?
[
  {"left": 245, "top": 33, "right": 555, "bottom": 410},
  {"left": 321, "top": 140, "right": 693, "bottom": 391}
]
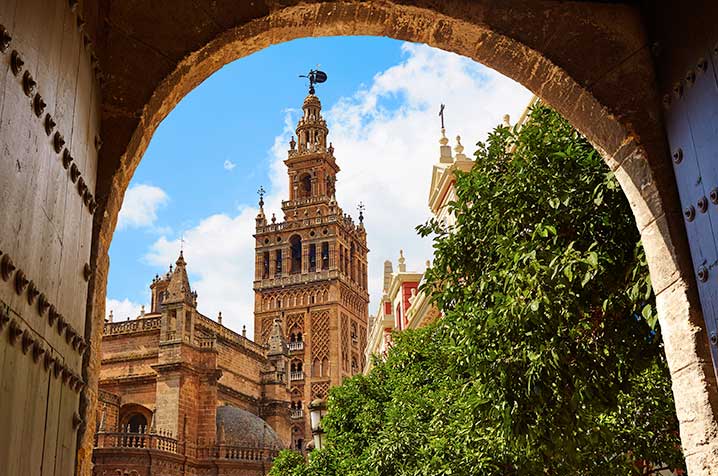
[
  {"left": 180, "top": 234, "right": 185, "bottom": 252},
  {"left": 439, "top": 103, "right": 446, "bottom": 130}
]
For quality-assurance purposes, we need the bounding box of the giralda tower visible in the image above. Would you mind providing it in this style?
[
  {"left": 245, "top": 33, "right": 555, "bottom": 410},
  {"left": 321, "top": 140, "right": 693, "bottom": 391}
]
[{"left": 253, "top": 74, "right": 369, "bottom": 451}]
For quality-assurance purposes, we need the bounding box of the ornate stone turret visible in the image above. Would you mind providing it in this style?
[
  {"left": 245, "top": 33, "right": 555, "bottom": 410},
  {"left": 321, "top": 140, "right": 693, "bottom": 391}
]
[
  {"left": 268, "top": 317, "right": 288, "bottom": 357},
  {"left": 164, "top": 251, "right": 195, "bottom": 308},
  {"left": 284, "top": 92, "right": 339, "bottom": 205}
]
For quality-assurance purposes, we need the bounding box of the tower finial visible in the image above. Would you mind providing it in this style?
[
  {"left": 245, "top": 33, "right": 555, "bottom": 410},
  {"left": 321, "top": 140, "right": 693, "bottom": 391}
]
[
  {"left": 439, "top": 103, "right": 446, "bottom": 130},
  {"left": 299, "top": 69, "right": 328, "bottom": 95},
  {"left": 357, "top": 202, "right": 365, "bottom": 224},
  {"left": 257, "top": 186, "right": 265, "bottom": 209}
]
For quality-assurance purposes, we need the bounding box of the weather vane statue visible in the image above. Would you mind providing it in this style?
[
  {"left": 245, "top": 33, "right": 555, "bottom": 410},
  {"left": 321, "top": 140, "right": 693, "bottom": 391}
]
[
  {"left": 299, "top": 68, "right": 328, "bottom": 95},
  {"left": 358, "top": 202, "right": 365, "bottom": 224}
]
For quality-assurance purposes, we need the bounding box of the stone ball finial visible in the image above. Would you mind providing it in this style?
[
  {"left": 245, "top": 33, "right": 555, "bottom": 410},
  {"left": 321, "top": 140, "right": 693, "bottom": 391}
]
[
  {"left": 439, "top": 128, "right": 449, "bottom": 146},
  {"left": 454, "top": 135, "right": 464, "bottom": 154}
]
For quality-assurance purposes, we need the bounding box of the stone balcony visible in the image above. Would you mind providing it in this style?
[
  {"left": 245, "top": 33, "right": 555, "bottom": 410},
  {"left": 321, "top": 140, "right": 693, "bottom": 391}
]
[
  {"left": 94, "top": 428, "right": 280, "bottom": 462},
  {"left": 254, "top": 269, "right": 338, "bottom": 290}
]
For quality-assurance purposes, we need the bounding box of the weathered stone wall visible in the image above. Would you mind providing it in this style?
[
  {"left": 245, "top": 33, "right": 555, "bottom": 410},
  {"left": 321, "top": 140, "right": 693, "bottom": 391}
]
[
  {"left": 215, "top": 340, "right": 264, "bottom": 401},
  {"left": 0, "top": 0, "right": 100, "bottom": 474}
]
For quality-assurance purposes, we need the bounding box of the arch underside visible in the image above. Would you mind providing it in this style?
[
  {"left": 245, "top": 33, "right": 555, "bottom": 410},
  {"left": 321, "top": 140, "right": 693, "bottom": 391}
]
[{"left": 80, "top": 1, "right": 718, "bottom": 474}]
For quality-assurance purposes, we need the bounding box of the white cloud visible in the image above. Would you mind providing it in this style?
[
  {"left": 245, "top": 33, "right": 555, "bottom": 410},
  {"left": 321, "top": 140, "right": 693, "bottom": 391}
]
[
  {"left": 117, "top": 184, "right": 169, "bottom": 230},
  {"left": 223, "top": 160, "right": 237, "bottom": 171},
  {"left": 320, "top": 43, "right": 532, "bottom": 306},
  {"left": 106, "top": 298, "right": 143, "bottom": 322},
  {"left": 137, "top": 43, "right": 532, "bottom": 338}
]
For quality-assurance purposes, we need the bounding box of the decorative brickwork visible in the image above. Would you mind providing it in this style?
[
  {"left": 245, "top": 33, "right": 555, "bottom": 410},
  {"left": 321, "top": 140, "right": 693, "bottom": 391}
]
[
  {"left": 311, "top": 382, "right": 330, "bottom": 400},
  {"left": 311, "top": 311, "right": 330, "bottom": 361},
  {"left": 286, "top": 312, "right": 304, "bottom": 334}
]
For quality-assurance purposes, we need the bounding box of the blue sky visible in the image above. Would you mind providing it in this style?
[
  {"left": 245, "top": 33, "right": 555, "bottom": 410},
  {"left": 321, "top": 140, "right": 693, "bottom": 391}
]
[{"left": 108, "top": 36, "right": 532, "bottom": 336}]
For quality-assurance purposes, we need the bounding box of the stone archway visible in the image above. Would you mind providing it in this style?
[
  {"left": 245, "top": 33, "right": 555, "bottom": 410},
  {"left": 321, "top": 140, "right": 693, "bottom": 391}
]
[
  {"left": 84, "top": 3, "right": 717, "bottom": 473},
  {"left": 0, "top": 1, "right": 715, "bottom": 475}
]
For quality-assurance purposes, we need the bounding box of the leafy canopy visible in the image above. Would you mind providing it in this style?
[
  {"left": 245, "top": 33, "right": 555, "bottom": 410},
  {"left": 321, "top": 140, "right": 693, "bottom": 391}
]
[{"left": 271, "top": 104, "right": 684, "bottom": 476}]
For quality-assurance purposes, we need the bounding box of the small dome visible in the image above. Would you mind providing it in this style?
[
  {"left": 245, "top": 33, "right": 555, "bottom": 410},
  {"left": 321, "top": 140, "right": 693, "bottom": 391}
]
[
  {"left": 303, "top": 94, "right": 321, "bottom": 109},
  {"left": 216, "top": 405, "right": 284, "bottom": 449}
]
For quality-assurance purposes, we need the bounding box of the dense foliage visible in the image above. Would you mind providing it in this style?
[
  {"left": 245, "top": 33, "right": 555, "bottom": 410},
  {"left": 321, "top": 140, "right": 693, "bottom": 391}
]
[{"left": 270, "top": 105, "right": 685, "bottom": 476}]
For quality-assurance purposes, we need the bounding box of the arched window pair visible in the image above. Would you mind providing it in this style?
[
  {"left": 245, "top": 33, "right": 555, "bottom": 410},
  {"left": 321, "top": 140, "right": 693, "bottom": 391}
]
[{"left": 312, "top": 357, "right": 330, "bottom": 377}]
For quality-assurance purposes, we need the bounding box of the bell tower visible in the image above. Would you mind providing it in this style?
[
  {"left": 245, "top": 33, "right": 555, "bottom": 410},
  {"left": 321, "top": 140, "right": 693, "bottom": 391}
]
[{"left": 253, "top": 80, "right": 369, "bottom": 452}]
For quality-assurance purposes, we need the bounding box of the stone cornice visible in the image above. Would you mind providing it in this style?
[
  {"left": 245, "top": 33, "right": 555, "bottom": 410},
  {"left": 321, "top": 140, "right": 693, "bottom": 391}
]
[
  {"left": 100, "top": 372, "right": 156, "bottom": 386},
  {"left": 217, "top": 383, "right": 260, "bottom": 406}
]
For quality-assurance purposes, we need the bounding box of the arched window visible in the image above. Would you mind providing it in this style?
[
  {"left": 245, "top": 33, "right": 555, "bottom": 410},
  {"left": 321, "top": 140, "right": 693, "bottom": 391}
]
[
  {"left": 312, "top": 358, "right": 321, "bottom": 377},
  {"left": 350, "top": 243, "right": 356, "bottom": 282},
  {"left": 322, "top": 357, "right": 329, "bottom": 377},
  {"left": 119, "top": 404, "right": 152, "bottom": 434},
  {"left": 298, "top": 173, "right": 312, "bottom": 198},
  {"left": 128, "top": 414, "right": 147, "bottom": 433},
  {"left": 290, "top": 235, "right": 302, "bottom": 274},
  {"left": 297, "top": 332, "right": 303, "bottom": 343}
]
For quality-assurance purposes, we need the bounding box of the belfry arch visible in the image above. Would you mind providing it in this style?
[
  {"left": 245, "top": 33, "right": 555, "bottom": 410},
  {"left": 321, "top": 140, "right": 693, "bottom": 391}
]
[{"left": 0, "top": 1, "right": 717, "bottom": 475}]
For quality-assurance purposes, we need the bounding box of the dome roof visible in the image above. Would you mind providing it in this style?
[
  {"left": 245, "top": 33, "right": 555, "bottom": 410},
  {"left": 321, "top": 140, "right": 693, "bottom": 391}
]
[
  {"left": 303, "top": 93, "right": 321, "bottom": 109},
  {"left": 216, "top": 405, "right": 284, "bottom": 449}
]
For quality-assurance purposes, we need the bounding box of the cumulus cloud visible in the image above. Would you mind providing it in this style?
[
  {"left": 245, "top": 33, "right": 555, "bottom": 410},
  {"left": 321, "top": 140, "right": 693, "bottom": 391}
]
[
  {"left": 223, "top": 160, "right": 237, "bottom": 171},
  {"left": 117, "top": 184, "right": 169, "bottom": 230},
  {"left": 106, "top": 298, "right": 144, "bottom": 322},
  {"left": 140, "top": 43, "right": 532, "bottom": 337}
]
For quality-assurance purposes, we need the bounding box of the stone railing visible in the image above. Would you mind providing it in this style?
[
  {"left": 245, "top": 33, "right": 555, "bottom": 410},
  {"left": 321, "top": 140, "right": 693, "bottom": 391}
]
[
  {"left": 197, "top": 445, "right": 279, "bottom": 462},
  {"left": 196, "top": 335, "right": 216, "bottom": 349},
  {"left": 256, "top": 215, "right": 338, "bottom": 234},
  {"left": 95, "top": 430, "right": 279, "bottom": 463},
  {"left": 95, "top": 429, "right": 179, "bottom": 454},
  {"left": 255, "top": 269, "right": 338, "bottom": 290},
  {"left": 290, "top": 409, "right": 303, "bottom": 419},
  {"left": 195, "top": 314, "right": 265, "bottom": 356},
  {"left": 103, "top": 317, "right": 161, "bottom": 336},
  {"left": 288, "top": 341, "right": 304, "bottom": 351},
  {"left": 290, "top": 371, "right": 304, "bottom": 381}
]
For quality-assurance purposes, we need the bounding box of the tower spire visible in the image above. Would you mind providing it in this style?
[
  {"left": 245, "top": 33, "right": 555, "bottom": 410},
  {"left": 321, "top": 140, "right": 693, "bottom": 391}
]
[{"left": 256, "top": 186, "right": 267, "bottom": 227}]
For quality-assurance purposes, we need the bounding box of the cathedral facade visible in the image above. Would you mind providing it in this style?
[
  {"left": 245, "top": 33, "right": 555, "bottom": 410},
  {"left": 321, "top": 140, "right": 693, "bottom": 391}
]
[
  {"left": 92, "top": 252, "right": 292, "bottom": 476},
  {"left": 253, "top": 91, "right": 370, "bottom": 451}
]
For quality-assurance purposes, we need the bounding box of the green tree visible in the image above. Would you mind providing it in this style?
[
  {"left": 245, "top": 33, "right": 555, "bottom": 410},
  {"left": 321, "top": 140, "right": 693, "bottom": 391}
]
[{"left": 271, "top": 104, "right": 685, "bottom": 475}]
